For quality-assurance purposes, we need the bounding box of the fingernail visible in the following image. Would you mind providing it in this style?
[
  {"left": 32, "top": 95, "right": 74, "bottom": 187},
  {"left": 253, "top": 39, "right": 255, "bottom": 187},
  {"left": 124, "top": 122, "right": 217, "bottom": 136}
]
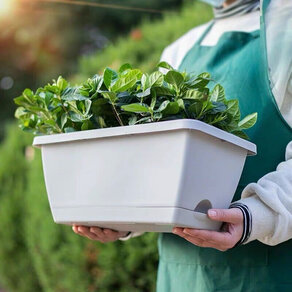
[
  {"left": 173, "top": 228, "right": 178, "bottom": 234},
  {"left": 208, "top": 210, "right": 217, "bottom": 217}
]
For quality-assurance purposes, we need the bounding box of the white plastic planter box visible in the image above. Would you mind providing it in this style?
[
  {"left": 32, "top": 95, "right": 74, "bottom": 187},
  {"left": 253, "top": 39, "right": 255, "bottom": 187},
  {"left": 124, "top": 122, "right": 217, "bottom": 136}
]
[{"left": 33, "top": 119, "right": 256, "bottom": 232}]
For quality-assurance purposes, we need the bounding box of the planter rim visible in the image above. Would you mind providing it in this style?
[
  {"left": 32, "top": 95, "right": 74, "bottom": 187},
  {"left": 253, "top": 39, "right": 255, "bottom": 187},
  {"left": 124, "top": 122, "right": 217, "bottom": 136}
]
[{"left": 33, "top": 119, "right": 256, "bottom": 155}]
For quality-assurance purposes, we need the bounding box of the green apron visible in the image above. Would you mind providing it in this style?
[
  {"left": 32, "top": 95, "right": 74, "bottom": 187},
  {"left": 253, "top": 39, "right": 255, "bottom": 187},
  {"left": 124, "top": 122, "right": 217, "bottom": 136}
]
[{"left": 157, "top": 1, "right": 292, "bottom": 291}]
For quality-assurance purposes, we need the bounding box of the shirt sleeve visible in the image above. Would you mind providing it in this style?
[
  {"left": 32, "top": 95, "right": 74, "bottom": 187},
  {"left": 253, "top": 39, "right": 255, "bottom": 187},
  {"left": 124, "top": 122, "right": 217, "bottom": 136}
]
[
  {"left": 237, "top": 141, "right": 292, "bottom": 246},
  {"left": 266, "top": 0, "right": 292, "bottom": 127}
]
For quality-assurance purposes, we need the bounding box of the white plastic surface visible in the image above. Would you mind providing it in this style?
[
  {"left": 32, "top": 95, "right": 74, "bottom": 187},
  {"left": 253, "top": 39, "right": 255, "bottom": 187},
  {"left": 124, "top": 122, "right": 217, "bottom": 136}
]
[{"left": 34, "top": 119, "right": 256, "bottom": 232}]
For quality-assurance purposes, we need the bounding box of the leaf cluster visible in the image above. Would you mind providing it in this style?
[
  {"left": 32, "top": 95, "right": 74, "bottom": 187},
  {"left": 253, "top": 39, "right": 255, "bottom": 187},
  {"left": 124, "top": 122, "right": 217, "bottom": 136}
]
[{"left": 14, "top": 62, "right": 257, "bottom": 139}]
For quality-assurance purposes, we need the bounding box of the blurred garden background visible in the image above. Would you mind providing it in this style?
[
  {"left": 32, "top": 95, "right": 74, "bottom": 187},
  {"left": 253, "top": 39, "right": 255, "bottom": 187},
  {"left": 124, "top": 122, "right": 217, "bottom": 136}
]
[{"left": 0, "top": 0, "right": 212, "bottom": 291}]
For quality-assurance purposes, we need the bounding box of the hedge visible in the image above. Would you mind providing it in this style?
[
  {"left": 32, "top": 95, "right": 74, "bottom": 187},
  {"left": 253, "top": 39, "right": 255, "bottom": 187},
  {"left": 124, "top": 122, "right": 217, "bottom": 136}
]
[
  {"left": 77, "top": 1, "right": 212, "bottom": 78},
  {"left": 0, "top": 125, "right": 41, "bottom": 292}
]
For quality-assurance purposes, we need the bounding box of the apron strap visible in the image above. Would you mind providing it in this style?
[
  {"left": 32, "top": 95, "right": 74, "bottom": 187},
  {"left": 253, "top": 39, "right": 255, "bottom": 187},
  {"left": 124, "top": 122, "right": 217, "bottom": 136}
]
[
  {"left": 260, "top": 0, "right": 271, "bottom": 90},
  {"left": 196, "top": 21, "right": 215, "bottom": 46}
]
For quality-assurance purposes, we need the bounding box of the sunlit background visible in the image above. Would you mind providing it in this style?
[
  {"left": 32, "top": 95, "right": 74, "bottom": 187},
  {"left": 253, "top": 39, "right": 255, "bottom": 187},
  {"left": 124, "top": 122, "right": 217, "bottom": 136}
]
[
  {"left": 0, "top": 0, "right": 14, "bottom": 16},
  {"left": 0, "top": 1, "right": 212, "bottom": 291}
]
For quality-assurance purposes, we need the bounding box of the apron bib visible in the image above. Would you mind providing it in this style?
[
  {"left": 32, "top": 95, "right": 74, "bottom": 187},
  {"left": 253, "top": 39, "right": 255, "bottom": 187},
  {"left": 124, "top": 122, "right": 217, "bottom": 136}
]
[{"left": 157, "top": 0, "right": 292, "bottom": 291}]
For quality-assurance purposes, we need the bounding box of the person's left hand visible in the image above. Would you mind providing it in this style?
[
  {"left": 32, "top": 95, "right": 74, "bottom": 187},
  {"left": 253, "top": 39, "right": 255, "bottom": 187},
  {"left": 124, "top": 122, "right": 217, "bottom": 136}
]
[{"left": 173, "top": 208, "right": 244, "bottom": 251}]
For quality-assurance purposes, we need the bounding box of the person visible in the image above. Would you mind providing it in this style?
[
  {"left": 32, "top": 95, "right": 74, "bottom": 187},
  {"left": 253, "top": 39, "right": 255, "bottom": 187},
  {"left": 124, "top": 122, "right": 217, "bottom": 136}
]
[{"left": 73, "top": 0, "right": 292, "bottom": 290}]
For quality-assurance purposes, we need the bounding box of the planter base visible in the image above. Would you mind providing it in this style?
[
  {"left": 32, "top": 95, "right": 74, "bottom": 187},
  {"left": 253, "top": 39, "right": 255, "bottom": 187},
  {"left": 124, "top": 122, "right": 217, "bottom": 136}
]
[{"left": 54, "top": 206, "right": 222, "bottom": 232}]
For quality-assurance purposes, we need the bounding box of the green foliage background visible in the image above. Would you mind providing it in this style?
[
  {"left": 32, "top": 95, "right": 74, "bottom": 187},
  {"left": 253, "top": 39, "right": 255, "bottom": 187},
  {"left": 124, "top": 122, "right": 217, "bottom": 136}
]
[
  {"left": 0, "top": 2, "right": 212, "bottom": 291},
  {"left": 77, "top": 1, "right": 212, "bottom": 78}
]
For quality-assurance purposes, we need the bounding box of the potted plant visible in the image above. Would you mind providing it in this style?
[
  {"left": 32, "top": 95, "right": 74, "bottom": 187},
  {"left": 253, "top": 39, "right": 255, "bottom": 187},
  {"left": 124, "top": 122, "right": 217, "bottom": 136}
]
[{"left": 14, "top": 62, "right": 257, "bottom": 232}]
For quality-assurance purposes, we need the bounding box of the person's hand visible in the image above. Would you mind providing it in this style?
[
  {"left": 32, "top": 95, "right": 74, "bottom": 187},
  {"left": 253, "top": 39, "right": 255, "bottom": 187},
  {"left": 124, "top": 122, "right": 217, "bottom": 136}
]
[
  {"left": 72, "top": 225, "right": 129, "bottom": 243},
  {"left": 173, "top": 208, "right": 243, "bottom": 251}
]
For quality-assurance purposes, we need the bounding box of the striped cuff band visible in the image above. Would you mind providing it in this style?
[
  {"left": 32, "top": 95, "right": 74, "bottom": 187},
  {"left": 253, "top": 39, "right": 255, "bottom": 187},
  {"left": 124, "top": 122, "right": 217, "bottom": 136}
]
[{"left": 230, "top": 202, "right": 252, "bottom": 246}]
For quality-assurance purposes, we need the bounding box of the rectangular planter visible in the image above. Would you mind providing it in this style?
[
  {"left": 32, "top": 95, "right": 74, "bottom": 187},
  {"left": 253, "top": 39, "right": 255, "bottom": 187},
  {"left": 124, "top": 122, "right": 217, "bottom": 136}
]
[{"left": 33, "top": 119, "right": 256, "bottom": 232}]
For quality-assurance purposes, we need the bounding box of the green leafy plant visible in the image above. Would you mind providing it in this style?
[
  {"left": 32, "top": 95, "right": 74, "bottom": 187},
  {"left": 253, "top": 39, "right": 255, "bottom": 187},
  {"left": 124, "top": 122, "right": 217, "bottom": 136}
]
[{"left": 14, "top": 62, "right": 257, "bottom": 139}]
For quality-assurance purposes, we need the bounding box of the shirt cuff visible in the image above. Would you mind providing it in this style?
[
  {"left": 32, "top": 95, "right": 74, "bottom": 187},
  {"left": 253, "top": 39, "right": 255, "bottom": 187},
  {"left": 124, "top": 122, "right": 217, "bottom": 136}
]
[{"left": 236, "top": 195, "right": 276, "bottom": 244}]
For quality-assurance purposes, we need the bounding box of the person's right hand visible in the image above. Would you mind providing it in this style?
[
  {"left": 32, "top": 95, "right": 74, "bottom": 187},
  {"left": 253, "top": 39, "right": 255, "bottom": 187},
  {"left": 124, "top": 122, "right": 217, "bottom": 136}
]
[{"left": 72, "top": 225, "right": 129, "bottom": 243}]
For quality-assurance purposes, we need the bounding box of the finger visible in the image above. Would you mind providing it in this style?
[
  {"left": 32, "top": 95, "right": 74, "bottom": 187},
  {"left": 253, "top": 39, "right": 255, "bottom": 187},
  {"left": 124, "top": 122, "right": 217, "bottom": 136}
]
[
  {"left": 174, "top": 228, "right": 229, "bottom": 251},
  {"left": 102, "top": 229, "right": 120, "bottom": 241},
  {"left": 72, "top": 225, "right": 79, "bottom": 234},
  {"left": 173, "top": 227, "right": 186, "bottom": 238},
  {"left": 90, "top": 228, "right": 120, "bottom": 242},
  {"left": 78, "top": 226, "right": 100, "bottom": 241},
  {"left": 73, "top": 225, "right": 86, "bottom": 236},
  {"left": 90, "top": 227, "right": 105, "bottom": 238},
  {"left": 183, "top": 235, "right": 228, "bottom": 251},
  {"left": 183, "top": 235, "right": 204, "bottom": 247},
  {"left": 208, "top": 208, "right": 243, "bottom": 224},
  {"left": 183, "top": 228, "right": 236, "bottom": 247},
  {"left": 103, "top": 228, "right": 119, "bottom": 237}
]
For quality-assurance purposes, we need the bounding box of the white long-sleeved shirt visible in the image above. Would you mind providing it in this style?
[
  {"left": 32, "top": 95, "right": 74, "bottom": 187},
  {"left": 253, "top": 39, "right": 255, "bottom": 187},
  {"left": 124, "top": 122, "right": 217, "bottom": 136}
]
[{"left": 122, "top": 2, "right": 292, "bottom": 245}]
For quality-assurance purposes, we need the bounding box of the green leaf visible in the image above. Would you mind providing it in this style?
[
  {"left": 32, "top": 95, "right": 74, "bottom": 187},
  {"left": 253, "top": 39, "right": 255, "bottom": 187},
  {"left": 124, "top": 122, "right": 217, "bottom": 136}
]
[
  {"left": 103, "top": 68, "right": 118, "bottom": 89},
  {"left": 64, "top": 127, "right": 76, "bottom": 133},
  {"left": 84, "top": 99, "right": 92, "bottom": 115},
  {"left": 188, "top": 102, "right": 203, "bottom": 117},
  {"left": 44, "top": 91, "right": 54, "bottom": 105},
  {"left": 23, "top": 89, "right": 36, "bottom": 105},
  {"left": 81, "top": 121, "right": 93, "bottom": 131},
  {"left": 238, "top": 113, "right": 258, "bottom": 130},
  {"left": 164, "top": 71, "right": 184, "bottom": 87},
  {"left": 97, "top": 116, "right": 107, "bottom": 128},
  {"left": 149, "top": 71, "right": 164, "bottom": 88},
  {"left": 111, "top": 69, "right": 141, "bottom": 92},
  {"left": 14, "top": 107, "right": 27, "bottom": 119},
  {"left": 156, "top": 100, "right": 170, "bottom": 112},
  {"left": 61, "top": 113, "right": 67, "bottom": 129},
  {"left": 101, "top": 92, "right": 117, "bottom": 103},
  {"left": 150, "top": 93, "right": 157, "bottom": 110},
  {"left": 136, "top": 88, "right": 151, "bottom": 98},
  {"left": 154, "top": 86, "right": 174, "bottom": 96},
  {"left": 62, "top": 87, "right": 88, "bottom": 101},
  {"left": 91, "top": 98, "right": 110, "bottom": 116},
  {"left": 210, "top": 102, "right": 227, "bottom": 114},
  {"left": 56, "top": 76, "right": 68, "bottom": 92},
  {"left": 119, "top": 63, "right": 132, "bottom": 73},
  {"left": 198, "top": 72, "right": 211, "bottom": 79},
  {"left": 69, "top": 111, "right": 88, "bottom": 122},
  {"left": 184, "top": 89, "right": 204, "bottom": 100},
  {"left": 44, "top": 119, "right": 56, "bottom": 127},
  {"left": 177, "top": 99, "right": 185, "bottom": 110},
  {"left": 232, "top": 130, "right": 250, "bottom": 140},
  {"left": 153, "top": 112, "right": 163, "bottom": 120},
  {"left": 162, "top": 101, "right": 180, "bottom": 115},
  {"left": 121, "top": 103, "right": 150, "bottom": 113},
  {"left": 141, "top": 73, "right": 149, "bottom": 91},
  {"left": 14, "top": 96, "right": 27, "bottom": 106},
  {"left": 128, "top": 115, "right": 137, "bottom": 125},
  {"left": 136, "top": 117, "right": 152, "bottom": 124},
  {"left": 156, "top": 61, "right": 174, "bottom": 71},
  {"left": 190, "top": 73, "right": 211, "bottom": 88},
  {"left": 226, "top": 99, "right": 240, "bottom": 118},
  {"left": 201, "top": 100, "right": 214, "bottom": 114},
  {"left": 210, "top": 84, "right": 225, "bottom": 102}
]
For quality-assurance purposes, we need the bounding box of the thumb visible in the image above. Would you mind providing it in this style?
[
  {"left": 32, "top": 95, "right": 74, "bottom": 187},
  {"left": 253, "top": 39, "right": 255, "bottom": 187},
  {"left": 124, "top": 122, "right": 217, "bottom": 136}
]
[{"left": 207, "top": 208, "right": 243, "bottom": 224}]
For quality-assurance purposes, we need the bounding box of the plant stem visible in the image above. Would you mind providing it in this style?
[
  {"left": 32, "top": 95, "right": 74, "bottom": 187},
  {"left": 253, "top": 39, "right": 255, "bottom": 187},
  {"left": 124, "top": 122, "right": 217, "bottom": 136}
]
[{"left": 111, "top": 104, "right": 124, "bottom": 126}]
